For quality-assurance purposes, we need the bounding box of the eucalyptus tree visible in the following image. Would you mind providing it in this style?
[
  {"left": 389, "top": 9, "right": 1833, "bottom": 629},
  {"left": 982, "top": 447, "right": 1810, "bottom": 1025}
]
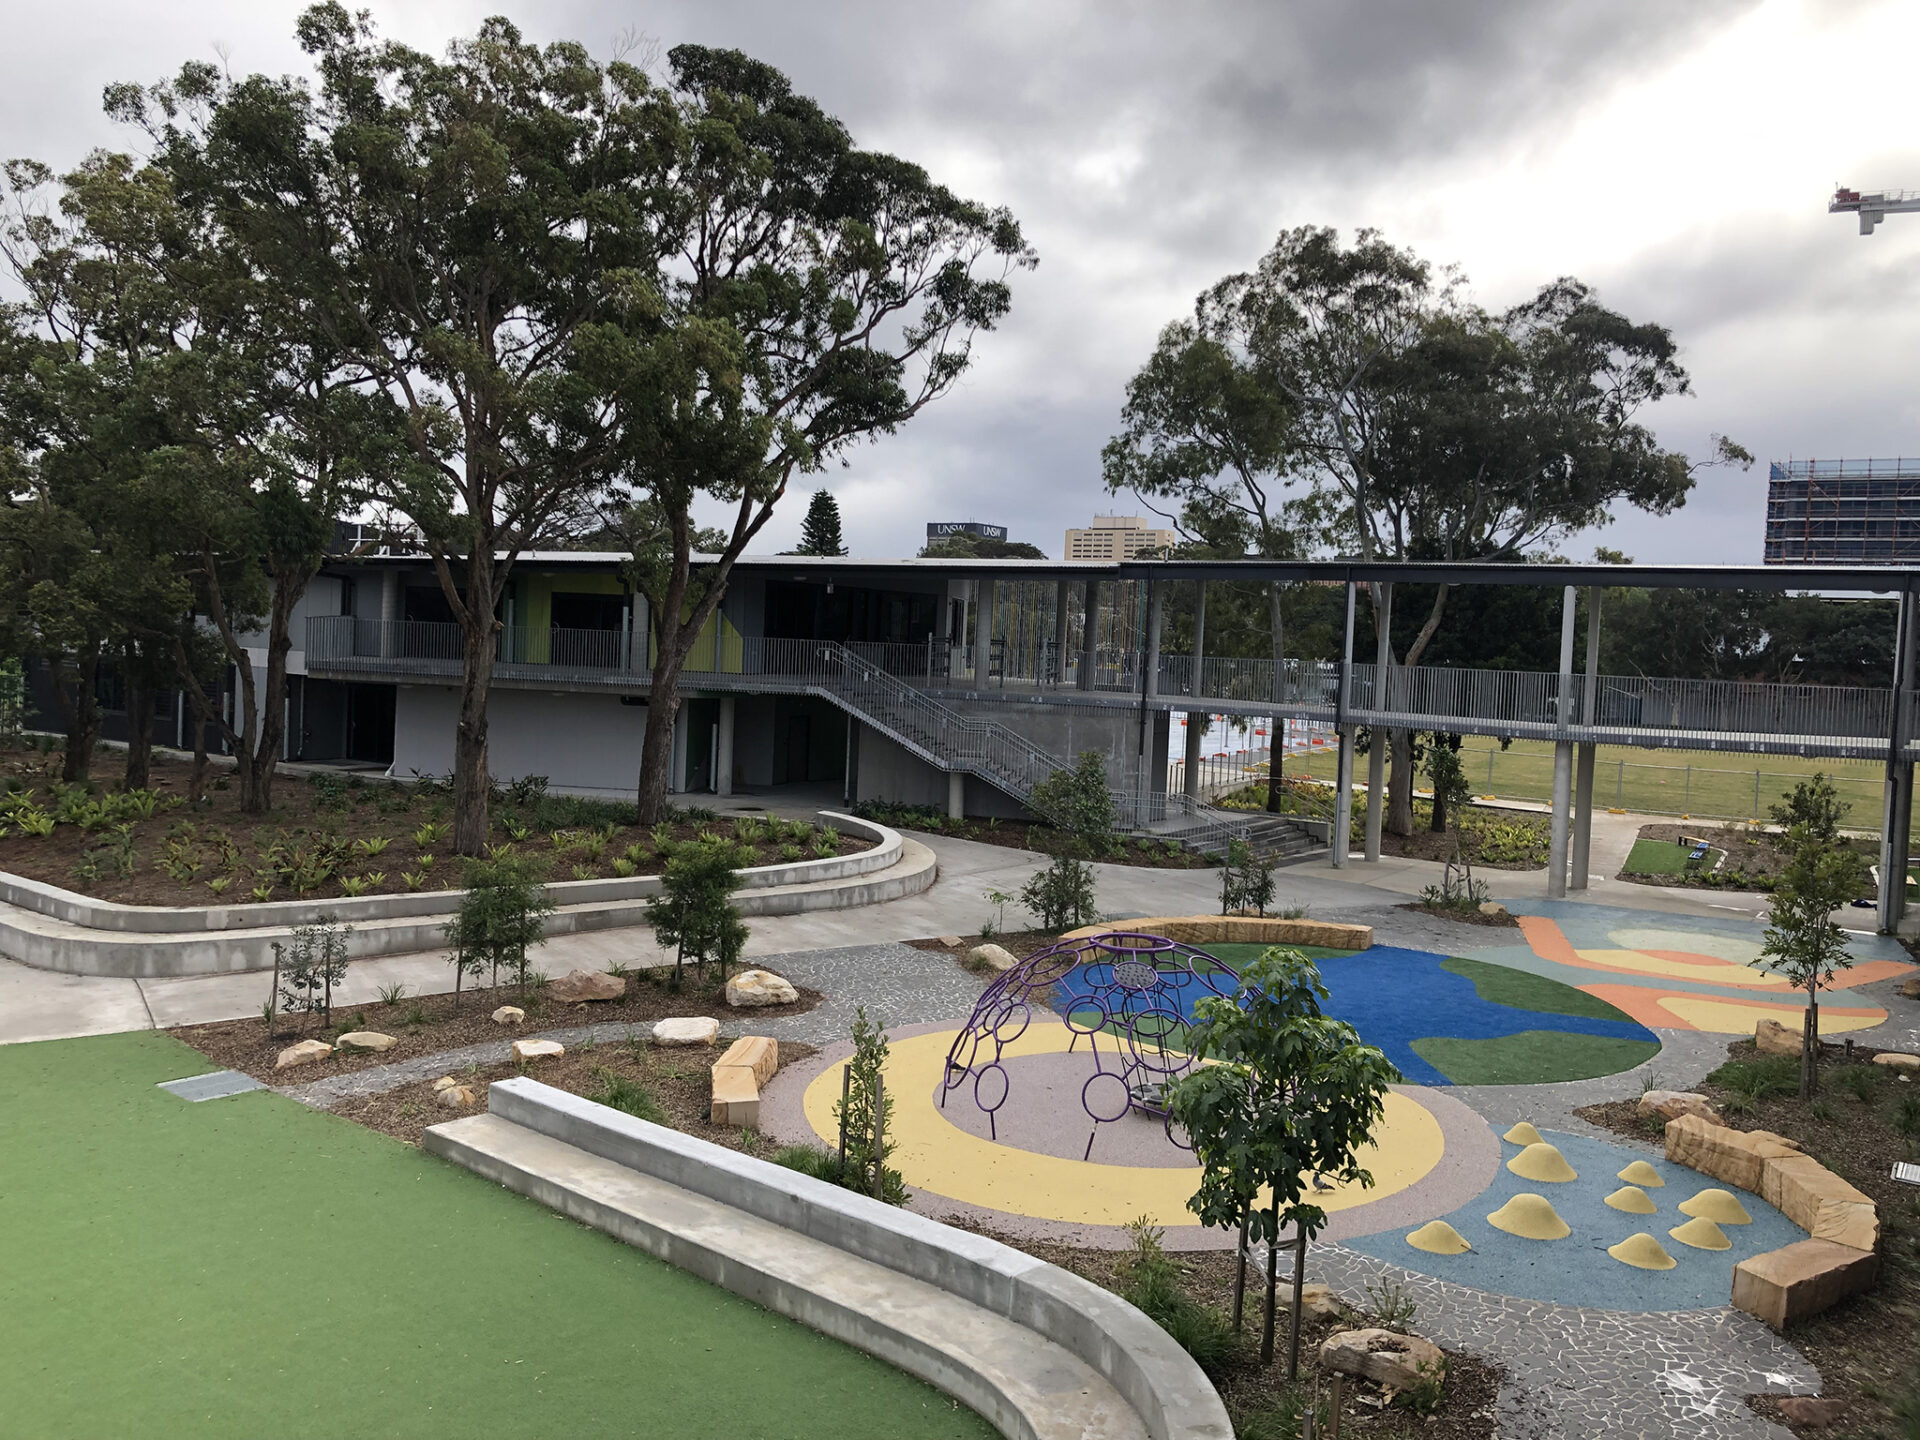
[
  {"left": 616, "top": 44, "right": 1036, "bottom": 823},
  {"left": 127, "top": 8, "right": 685, "bottom": 852},
  {"left": 1109, "top": 227, "right": 1733, "bottom": 833}
]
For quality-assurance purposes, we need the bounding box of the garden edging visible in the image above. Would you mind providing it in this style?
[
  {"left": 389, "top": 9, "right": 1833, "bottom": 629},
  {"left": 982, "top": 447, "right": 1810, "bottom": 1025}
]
[
  {"left": 0, "top": 820, "right": 935, "bottom": 979},
  {"left": 426, "top": 1078, "right": 1232, "bottom": 1440}
]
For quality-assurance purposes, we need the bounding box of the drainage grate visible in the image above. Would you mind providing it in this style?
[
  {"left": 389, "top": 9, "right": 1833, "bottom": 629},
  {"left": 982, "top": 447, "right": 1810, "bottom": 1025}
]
[{"left": 158, "top": 1070, "right": 267, "bottom": 1103}]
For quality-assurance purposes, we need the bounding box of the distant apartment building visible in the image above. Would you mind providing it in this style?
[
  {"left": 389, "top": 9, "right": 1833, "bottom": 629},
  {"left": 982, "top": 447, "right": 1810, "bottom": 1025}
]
[
  {"left": 1765, "top": 458, "right": 1920, "bottom": 564},
  {"left": 1064, "top": 515, "right": 1177, "bottom": 561}
]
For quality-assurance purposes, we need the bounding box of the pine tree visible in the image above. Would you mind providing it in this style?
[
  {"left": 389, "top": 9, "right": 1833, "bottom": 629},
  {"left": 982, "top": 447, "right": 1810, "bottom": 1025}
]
[{"left": 796, "top": 490, "right": 848, "bottom": 556}]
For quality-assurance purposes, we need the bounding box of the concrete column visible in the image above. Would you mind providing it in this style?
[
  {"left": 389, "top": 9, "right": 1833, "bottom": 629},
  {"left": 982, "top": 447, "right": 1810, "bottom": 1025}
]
[
  {"left": 1052, "top": 580, "right": 1071, "bottom": 687},
  {"left": 1137, "top": 580, "right": 1165, "bottom": 808},
  {"left": 1331, "top": 579, "right": 1358, "bottom": 869},
  {"left": 972, "top": 577, "right": 996, "bottom": 687},
  {"left": 1878, "top": 591, "right": 1917, "bottom": 933},
  {"left": 1548, "top": 585, "right": 1577, "bottom": 900},
  {"left": 1191, "top": 581, "right": 1208, "bottom": 698},
  {"left": 379, "top": 569, "right": 399, "bottom": 657},
  {"left": 1077, "top": 578, "right": 1099, "bottom": 691},
  {"left": 631, "top": 593, "right": 650, "bottom": 674},
  {"left": 947, "top": 769, "right": 965, "bottom": 821},
  {"left": 1184, "top": 710, "right": 1206, "bottom": 800},
  {"left": 1570, "top": 587, "right": 1602, "bottom": 890},
  {"left": 715, "top": 696, "right": 735, "bottom": 797},
  {"left": 1364, "top": 583, "right": 1392, "bottom": 863}
]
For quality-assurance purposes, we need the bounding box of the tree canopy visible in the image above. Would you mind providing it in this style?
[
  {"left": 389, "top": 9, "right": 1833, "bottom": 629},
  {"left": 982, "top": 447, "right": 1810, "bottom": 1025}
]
[{"left": 794, "top": 490, "right": 848, "bottom": 557}]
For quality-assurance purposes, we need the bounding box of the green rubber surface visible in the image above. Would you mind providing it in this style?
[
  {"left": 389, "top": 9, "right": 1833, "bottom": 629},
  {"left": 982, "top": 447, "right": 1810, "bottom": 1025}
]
[
  {"left": 0, "top": 1031, "right": 993, "bottom": 1440},
  {"left": 1409, "top": 1030, "right": 1661, "bottom": 1086}
]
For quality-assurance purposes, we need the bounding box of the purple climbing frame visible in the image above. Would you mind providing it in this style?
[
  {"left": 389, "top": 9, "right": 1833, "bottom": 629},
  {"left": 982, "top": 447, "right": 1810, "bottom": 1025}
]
[{"left": 939, "top": 932, "right": 1241, "bottom": 1161}]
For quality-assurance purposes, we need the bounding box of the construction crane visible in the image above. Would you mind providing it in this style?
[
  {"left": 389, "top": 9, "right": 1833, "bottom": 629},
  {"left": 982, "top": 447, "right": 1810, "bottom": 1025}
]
[{"left": 1831, "top": 186, "right": 1920, "bottom": 234}]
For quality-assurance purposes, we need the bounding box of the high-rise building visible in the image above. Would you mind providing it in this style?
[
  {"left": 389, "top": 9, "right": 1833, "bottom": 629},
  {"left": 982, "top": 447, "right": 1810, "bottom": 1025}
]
[
  {"left": 1064, "top": 514, "right": 1177, "bottom": 561},
  {"left": 1764, "top": 458, "right": 1920, "bottom": 564}
]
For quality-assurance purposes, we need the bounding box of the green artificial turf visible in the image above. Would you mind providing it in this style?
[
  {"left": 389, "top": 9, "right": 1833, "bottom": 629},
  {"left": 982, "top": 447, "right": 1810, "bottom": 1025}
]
[
  {"left": 1410, "top": 1030, "right": 1661, "bottom": 1086},
  {"left": 1439, "top": 956, "right": 1637, "bottom": 1023},
  {"left": 1622, "top": 838, "right": 1695, "bottom": 875},
  {"left": 0, "top": 1032, "right": 993, "bottom": 1440},
  {"left": 1201, "top": 943, "right": 1358, "bottom": 968}
]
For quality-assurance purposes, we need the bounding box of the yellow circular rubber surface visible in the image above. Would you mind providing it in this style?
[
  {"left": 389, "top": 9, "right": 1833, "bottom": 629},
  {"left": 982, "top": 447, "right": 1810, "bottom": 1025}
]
[{"left": 801, "top": 1025, "right": 1447, "bottom": 1229}]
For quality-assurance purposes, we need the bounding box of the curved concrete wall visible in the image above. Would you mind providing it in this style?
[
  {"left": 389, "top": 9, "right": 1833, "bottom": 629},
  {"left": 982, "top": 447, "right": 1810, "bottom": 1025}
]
[{"left": 463, "top": 1079, "right": 1232, "bottom": 1440}]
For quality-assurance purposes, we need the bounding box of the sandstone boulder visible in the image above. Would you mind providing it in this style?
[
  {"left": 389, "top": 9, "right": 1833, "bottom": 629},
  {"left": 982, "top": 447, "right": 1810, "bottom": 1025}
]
[
  {"left": 335, "top": 1031, "right": 397, "bottom": 1053},
  {"left": 715, "top": 1035, "right": 778, "bottom": 1088},
  {"left": 1298, "top": 1283, "right": 1344, "bottom": 1323},
  {"left": 549, "top": 968, "right": 626, "bottom": 1004},
  {"left": 511, "top": 1039, "right": 564, "bottom": 1063},
  {"left": 968, "top": 943, "right": 1019, "bottom": 973},
  {"left": 1776, "top": 1397, "right": 1846, "bottom": 1428},
  {"left": 436, "top": 1084, "right": 477, "bottom": 1109},
  {"left": 1759, "top": 1154, "right": 1879, "bottom": 1252},
  {"left": 938, "top": 934, "right": 964, "bottom": 948},
  {"left": 653, "top": 1016, "right": 721, "bottom": 1047},
  {"left": 1318, "top": 1328, "right": 1445, "bottom": 1398},
  {"left": 1754, "top": 1017, "right": 1804, "bottom": 1057},
  {"left": 274, "top": 1039, "right": 334, "bottom": 1070},
  {"left": 431, "top": 1075, "right": 460, "bottom": 1092},
  {"left": 1732, "top": 1239, "right": 1879, "bottom": 1330},
  {"left": 1477, "top": 901, "right": 1508, "bottom": 918},
  {"left": 1871, "top": 1050, "right": 1920, "bottom": 1072},
  {"left": 725, "top": 969, "right": 799, "bottom": 1008},
  {"left": 1901, "top": 973, "right": 1920, "bottom": 999},
  {"left": 1664, "top": 1114, "right": 1800, "bottom": 1192},
  {"left": 1637, "top": 1089, "right": 1721, "bottom": 1125},
  {"left": 491, "top": 1006, "right": 525, "bottom": 1026}
]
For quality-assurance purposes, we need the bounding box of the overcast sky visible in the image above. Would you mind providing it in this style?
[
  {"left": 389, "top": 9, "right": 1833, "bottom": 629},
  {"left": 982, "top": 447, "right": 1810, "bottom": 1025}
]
[{"left": 8, "top": 0, "right": 1920, "bottom": 563}]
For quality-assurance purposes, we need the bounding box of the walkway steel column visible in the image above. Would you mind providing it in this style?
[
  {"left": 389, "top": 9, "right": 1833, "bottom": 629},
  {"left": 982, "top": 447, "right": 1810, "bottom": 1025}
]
[
  {"left": 1332, "top": 579, "right": 1358, "bottom": 869},
  {"left": 947, "top": 770, "right": 965, "bottom": 822},
  {"left": 1184, "top": 581, "right": 1208, "bottom": 800},
  {"left": 1051, "top": 580, "right": 1071, "bottom": 687},
  {"left": 972, "top": 577, "right": 996, "bottom": 687},
  {"left": 1136, "top": 575, "right": 1164, "bottom": 823},
  {"left": 1570, "top": 586, "right": 1602, "bottom": 891},
  {"left": 1364, "top": 583, "right": 1392, "bottom": 863},
  {"left": 1077, "top": 577, "right": 1099, "bottom": 691},
  {"left": 715, "top": 696, "right": 736, "bottom": 797},
  {"left": 1548, "top": 585, "right": 1577, "bottom": 900},
  {"left": 1878, "top": 589, "right": 1917, "bottom": 934}
]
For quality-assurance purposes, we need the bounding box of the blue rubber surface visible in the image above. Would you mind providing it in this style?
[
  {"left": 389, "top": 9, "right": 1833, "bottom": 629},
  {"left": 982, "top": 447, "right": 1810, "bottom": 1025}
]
[
  {"left": 1051, "top": 945, "right": 1656, "bottom": 1086},
  {"left": 1345, "top": 1129, "right": 1805, "bottom": 1311}
]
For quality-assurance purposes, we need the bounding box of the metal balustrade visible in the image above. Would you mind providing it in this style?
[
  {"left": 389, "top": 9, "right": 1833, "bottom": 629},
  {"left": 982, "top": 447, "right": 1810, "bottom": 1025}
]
[{"left": 306, "top": 615, "right": 1916, "bottom": 763}]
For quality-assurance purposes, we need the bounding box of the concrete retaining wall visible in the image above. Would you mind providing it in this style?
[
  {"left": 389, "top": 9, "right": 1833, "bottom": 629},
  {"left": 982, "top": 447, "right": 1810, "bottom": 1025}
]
[
  {"left": 0, "top": 820, "right": 936, "bottom": 979},
  {"left": 459, "top": 1079, "right": 1231, "bottom": 1440}
]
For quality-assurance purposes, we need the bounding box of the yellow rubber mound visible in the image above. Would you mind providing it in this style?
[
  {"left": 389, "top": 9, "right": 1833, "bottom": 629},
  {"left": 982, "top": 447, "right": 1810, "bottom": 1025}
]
[
  {"left": 1616, "top": 1160, "right": 1664, "bottom": 1188},
  {"left": 1488, "top": 1193, "right": 1570, "bottom": 1240},
  {"left": 1406, "top": 1220, "right": 1472, "bottom": 1255},
  {"left": 1503, "top": 1121, "right": 1543, "bottom": 1146},
  {"left": 1605, "top": 1185, "right": 1657, "bottom": 1214},
  {"left": 1678, "top": 1188, "right": 1751, "bottom": 1225},
  {"left": 1669, "top": 1216, "right": 1732, "bottom": 1251},
  {"left": 1608, "top": 1232, "right": 1677, "bottom": 1270},
  {"left": 1507, "top": 1142, "right": 1578, "bottom": 1183}
]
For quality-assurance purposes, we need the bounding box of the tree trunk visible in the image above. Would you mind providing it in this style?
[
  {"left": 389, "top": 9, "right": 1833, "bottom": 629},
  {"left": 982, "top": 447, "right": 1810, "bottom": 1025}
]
[
  {"left": 1260, "top": 1201, "right": 1280, "bottom": 1366},
  {"left": 1288, "top": 1231, "right": 1308, "bottom": 1382},
  {"left": 452, "top": 614, "right": 497, "bottom": 855},
  {"left": 1265, "top": 582, "right": 1287, "bottom": 815},
  {"left": 1430, "top": 755, "right": 1449, "bottom": 833},
  {"left": 1800, "top": 991, "right": 1819, "bottom": 1100},
  {"left": 636, "top": 664, "right": 681, "bottom": 827},
  {"left": 56, "top": 653, "right": 103, "bottom": 782},
  {"left": 124, "top": 673, "right": 155, "bottom": 791},
  {"left": 1232, "top": 1212, "right": 1250, "bottom": 1331},
  {"left": 1386, "top": 729, "right": 1415, "bottom": 836}
]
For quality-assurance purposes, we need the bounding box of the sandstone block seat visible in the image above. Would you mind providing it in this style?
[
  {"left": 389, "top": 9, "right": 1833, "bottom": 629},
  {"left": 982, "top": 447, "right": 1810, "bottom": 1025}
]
[{"left": 709, "top": 1035, "right": 778, "bottom": 1128}]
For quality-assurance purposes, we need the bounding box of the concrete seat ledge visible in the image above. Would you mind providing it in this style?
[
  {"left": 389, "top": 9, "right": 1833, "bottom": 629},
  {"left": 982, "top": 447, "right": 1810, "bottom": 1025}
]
[
  {"left": 0, "top": 811, "right": 898, "bottom": 933},
  {"left": 426, "top": 1079, "right": 1230, "bottom": 1440},
  {"left": 0, "top": 834, "right": 936, "bottom": 979}
]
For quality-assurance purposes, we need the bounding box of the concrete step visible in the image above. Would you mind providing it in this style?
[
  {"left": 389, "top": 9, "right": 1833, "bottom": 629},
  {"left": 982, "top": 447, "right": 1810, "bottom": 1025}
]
[{"left": 429, "top": 1111, "right": 1149, "bottom": 1440}]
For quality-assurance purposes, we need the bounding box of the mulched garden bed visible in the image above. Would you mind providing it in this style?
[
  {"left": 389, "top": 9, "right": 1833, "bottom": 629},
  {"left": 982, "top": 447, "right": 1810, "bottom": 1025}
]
[
  {"left": 0, "top": 743, "right": 871, "bottom": 907},
  {"left": 328, "top": 1033, "right": 821, "bottom": 1150},
  {"left": 1616, "top": 822, "right": 1876, "bottom": 895},
  {"left": 1364, "top": 811, "right": 1550, "bottom": 871},
  {"left": 852, "top": 804, "right": 1216, "bottom": 869},
  {"left": 1396, "top": 900, "right": 1520, "bottom": 928},
  {"left": 955, "top": 1219, "right": 1501, "bottom": 1439},
  {"left": 1576, "top": 1040, "right": 1920, "bottom": 1439},
  {"left": 174, "top": 969, "right": 821, "bottom": 1083}
]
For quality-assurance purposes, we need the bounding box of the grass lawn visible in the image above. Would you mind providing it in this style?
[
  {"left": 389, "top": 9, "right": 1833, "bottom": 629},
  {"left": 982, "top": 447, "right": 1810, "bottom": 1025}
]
[
  {"left": 1620, "top": 838, "right": 1695, "bottom": 876},
  {"left": 1437, "top": 957, "right": 1638, "bottom": 1023},
  {"left": 1278, "top": 736, "right": 1897, "bottom": 827},
  {"left": 0, "top": 1031, "right": 993, "bottom": 1440}
]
